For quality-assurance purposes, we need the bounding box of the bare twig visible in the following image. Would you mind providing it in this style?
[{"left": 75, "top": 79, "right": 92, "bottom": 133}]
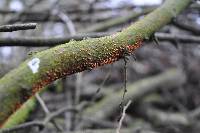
[
  {"left": 116, "top": 100, "right": 132, "bottom": 133},
  {"left": 0, "top": 23, "right": 37, "bottom": 32},
  {"left": 93, "top": 66, "right": 111, "bottom": 101},
  {"left": 120, "top": 50, "right": 129, "bottom": 108},
  {"left": 0, "top": 102, "right": 87, "bottom": 133},
  {"left": 0, "top": 121, "right": 44, "bottom": 133},
  {"left": 35, "top": 93, "right": 62, "bottom": 131},
  {"left": 54, "top": 10, "right": 76, "bottom": 35},
  {"left": 35, "top": 93, "right": 50, "bottom": 114}
]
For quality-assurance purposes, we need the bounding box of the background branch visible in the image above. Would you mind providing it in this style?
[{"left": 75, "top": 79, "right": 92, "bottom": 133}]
[
  {"left": 0, "top": 32, "right": 200, "bottom": 47},
  {"left": 0, "top": 23, "right": 37, "bottom": 32}
]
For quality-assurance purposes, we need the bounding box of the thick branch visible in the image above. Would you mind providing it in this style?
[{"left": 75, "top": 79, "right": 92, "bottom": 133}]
[
  {"left": 0, "top": 0, "right": 191, "bottom": 127},
  {"left": 2, "top": 98, "right": 36, "bottom": 128}
]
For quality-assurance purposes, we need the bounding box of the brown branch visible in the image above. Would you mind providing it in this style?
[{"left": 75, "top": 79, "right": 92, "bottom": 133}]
[
  {"left": 116, "top": 100, "right": 132, "bottom": 133},
  {"left": 0, "top": 32, "right": 111, "bottom": 47},
  {"left": 0, "top": 23, "right": 37, "bottom": 32},
  {"left": 35, "top": 93, "right": 63, "bottom": 131},
  {"left": 1, "top": 32, "right": 200, "bottom": 47}
]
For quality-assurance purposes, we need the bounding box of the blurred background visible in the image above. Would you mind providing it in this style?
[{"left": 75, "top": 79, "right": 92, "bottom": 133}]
[{"left": 0, "top": 0, "right": 200, "bottom": 133}]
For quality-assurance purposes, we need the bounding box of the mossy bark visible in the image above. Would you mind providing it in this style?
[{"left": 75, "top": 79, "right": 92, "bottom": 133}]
[
  {"left": 2, "top": 98, "right": 36, "bottom": 128},
  {"left": 0, "top": 0, "right": 190, "bottom": 127}
]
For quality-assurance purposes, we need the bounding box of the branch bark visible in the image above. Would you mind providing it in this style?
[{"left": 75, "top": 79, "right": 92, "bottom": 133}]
[
  {"left": 1, "top": 32, "right": 200, "bottom": 47},
  {"left": 0, "top": 0, "right": 191, "bottom": 127},
  {"left": 0, "top": 23, "right": 37, "bottom": 32},
  {"left": 2, "top": 98, "right": 36, "bottom": 129}
]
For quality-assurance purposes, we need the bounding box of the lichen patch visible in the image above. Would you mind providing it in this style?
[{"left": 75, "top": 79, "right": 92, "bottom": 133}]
[{"left": 27, "top": 58, "right": 40, "bottom": 74}]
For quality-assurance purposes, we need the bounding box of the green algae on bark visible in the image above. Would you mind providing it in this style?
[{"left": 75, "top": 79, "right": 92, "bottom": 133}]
[
  {"left": 2, "top": 98, "right": 36, "bottom": 128},
  {"left": 0, "top": 0, "right": 191, "bottom": 127}
]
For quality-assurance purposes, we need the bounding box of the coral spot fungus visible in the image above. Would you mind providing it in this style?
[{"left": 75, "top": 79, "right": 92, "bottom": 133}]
[{"left": 31, "top": 36, "right": 143, "bottom": 96}]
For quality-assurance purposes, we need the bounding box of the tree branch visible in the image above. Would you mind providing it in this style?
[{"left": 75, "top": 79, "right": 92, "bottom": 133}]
[
  {"left": 0, "top": 32, "right": 111, "bottom": 47},
  {"left": 0, "top": 0, "right": 191, "bottom": 127},
  {"left": 0, "top": 23, "right": 37, "bottom": 32},
  {"left": 0, "top": 32, "right": 199, "bottom": 47},
  {"left": 1, "top": 98, "right": 36, "bottom": 129},
  {"left": 116, "top": 100, "right": 132, "bottom": 133}
]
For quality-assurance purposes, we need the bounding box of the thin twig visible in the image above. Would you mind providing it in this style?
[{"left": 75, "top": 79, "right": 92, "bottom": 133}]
[
  {"left": 54, "top": 10, "right": 76, "bottom": 35},
  {"left": 93, "top": 67, "right": 112, "bottom": 101},
  {"left": 35, "top": 93, "right": 63, "bottom": 131},
  {"left": 119, "top": 49, "right": 129, "bottom": 111},
  {"left": 122, "top": 53, "right": 128, "bottom": 100},
  {"left": 116, "top": 100, "right": 132, "bottom": 133},
  {"left": 0, "top": 102, "right": 87, "bottom": 133},
  {"left": 0, "top": 121, "right": 44, "bottom": 133},
  {"left": 35, "top": 93, "right": 50, "bottom": 114},
  {"left": 0, "top": 23, "right": 37, "bottom": 32}
]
